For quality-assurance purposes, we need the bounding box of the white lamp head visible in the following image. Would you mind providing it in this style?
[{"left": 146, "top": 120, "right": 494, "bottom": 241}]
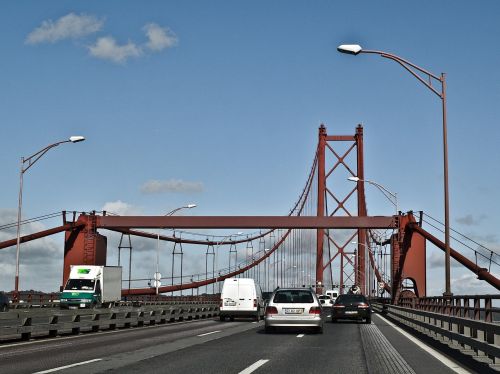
[
  {"left": 337, "top": 44, "right": 363, "bottom": 55},
  {"left": 348, "top": 176, "right": 360, "bottom": 182},
  {"left": 186, "top": 204, "right": 197, "bottom": 209},
  {"left": 69, "top": 136, "right": 85, "bottom": 143}
]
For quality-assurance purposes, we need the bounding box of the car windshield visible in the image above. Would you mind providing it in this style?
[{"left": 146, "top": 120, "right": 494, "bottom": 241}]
[
  {"left": 273, "top": 290, "right": 314, "bottom": 304},
  {"left": 336, "top": 295, "right": 367, "bottom": 303},
  {"left": 65, "top": 279, "right": 95, "bottom": 291}
]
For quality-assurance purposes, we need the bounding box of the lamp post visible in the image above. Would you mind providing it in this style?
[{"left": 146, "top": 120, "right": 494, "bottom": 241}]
[
  {"left": 15, "top": 136, "right": 85, "bottom": 295},
  {"left": 352, "top": 241, "right": 379, "bottom": 297},
  {"left": 348, "top": 176, "right": 398, "bottom": 215},
  {"left": 214, "top": 231, "right": 243, "bottom": 294},
  {"left": 154, "top": 204, "right": 197, "bottom": 295},
  {"left": 338, "top": 44, "right": 452, "bottom": 297}
]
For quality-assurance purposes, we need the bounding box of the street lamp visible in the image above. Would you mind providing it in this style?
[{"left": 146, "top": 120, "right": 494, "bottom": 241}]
[
  {"left": 347, "top": 176, "right": 398, "bottom": 215},
  {"left": 15, "top": 136, "right": 85, "bottom": 295},
  {"left": 214, "top": 231, "right": 244, "bottom": 294},
  {"left": 338, "top": 44, "right": 452, "bottom": 297},
  {"left": 154, "top": 204, "right": 197, "bottom": 295}
]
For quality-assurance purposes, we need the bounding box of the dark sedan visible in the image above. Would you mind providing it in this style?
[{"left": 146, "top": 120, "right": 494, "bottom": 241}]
[
  {"left": 331, "top": 294, "right": 371, "bottom": 323},
  {"left": 0, "top": 292, "right": 9, "bottom": 312}
]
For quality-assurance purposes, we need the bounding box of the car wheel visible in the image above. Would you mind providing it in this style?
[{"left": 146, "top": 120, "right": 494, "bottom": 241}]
[
  {"left": 317, "top": 326, "right": 323, "bottom": 334},
  {"left": 365, "top": 318, "right": 371, "bottom": 324},
  {"left": 219, "top": 315, "right": 225, "bottom": 322},
  {"left": 229, "top": 316, "right": 235, "bottom": 322},
  {"left": 265, "top": 326, "right": 274, "bottom": 334}
]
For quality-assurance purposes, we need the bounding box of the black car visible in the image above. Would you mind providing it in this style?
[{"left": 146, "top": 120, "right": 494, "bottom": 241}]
[
  {"left": 331, "top": 294, "right": 371, "bottom": 323},
  {"left": 0, "top": 292, "right": 9, "bottom": 312}
]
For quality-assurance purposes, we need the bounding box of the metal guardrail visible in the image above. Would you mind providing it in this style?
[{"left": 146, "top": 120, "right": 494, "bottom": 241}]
[
  {"left": 372, "top": 302, "right": 500, "bottom": 369},
  {"left": 0, "top": 303, "right": 219, "bottom": 342},
  {"left": 399, "top": 295, "right": 500, "bottom": 322}
]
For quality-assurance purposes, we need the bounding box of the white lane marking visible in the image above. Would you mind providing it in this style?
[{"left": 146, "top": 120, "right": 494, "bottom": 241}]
[
  {"left": 239, "top": 359, "right": 269, "bottom": 374},
  {"left": 296, "top": 334, "right": 305, "bottom": 338},
  {"left": 33, "top": 358, "right": 102, "bottom": 373},
  {"left": 376, "top": 314, "right": 469, "bottom": 374},
  {"left": 197, "top": 330, "right": 221, "bottom": 337}
]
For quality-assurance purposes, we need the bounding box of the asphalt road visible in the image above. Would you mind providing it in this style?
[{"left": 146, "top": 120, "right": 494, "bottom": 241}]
[{"left": 0, "top": 311, "right": 467, "bottom": 374}]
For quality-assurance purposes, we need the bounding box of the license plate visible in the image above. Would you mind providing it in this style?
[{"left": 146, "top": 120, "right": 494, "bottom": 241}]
[
  {"left": 345, "top": 311, "right": 357, "bottom": 315},
  {"left": 224, "top": 301, "right": 236, "bottom": 306},
  {"left": 80, "top": 303, "right": 86, "bottom": 308},
  {"left": 284, "top": 308, "right": 303, "bottom": 314}
]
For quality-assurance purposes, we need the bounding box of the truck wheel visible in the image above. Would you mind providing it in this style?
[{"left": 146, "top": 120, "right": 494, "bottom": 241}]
[
  {"left": 229, "top": 316, "right": 235, "bottom": 322},
  {"left": 219, "top": 315, "right": 225, "bottom": 322}
]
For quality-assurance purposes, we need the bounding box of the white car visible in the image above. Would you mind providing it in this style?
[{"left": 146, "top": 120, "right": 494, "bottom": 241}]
[
  {"left": 318, "top": 295, "right": 334, "bottom": 308},
  {"left": 264, "top": 288, "right": 324, "bottom": 333}
]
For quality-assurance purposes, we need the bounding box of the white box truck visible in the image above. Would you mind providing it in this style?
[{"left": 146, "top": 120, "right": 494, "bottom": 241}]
[
  {"left": 60, "top": 265, "right": 122, "bottom": 309},
  {"left": 219, "top": 278, "right": 264, "bottom": 321}
]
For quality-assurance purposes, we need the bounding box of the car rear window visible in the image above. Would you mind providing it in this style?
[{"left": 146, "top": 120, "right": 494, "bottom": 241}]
[
  {"left": 273, "top": 290, "right": 314, "bottom": 304},
  {"left": 336, "top": 295, "right": 367, "bottom": 303}
]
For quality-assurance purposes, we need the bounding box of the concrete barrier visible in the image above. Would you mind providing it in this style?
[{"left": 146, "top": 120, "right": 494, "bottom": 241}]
[{"left": 0, "top": 303, "right": 219, "bottom": 342}]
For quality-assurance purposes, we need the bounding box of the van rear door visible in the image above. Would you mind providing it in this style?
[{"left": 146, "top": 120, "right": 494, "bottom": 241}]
[
  {"left": 222, "top": 281, "right": 239, "bottom": 310},
  {"left": 238, "top": 283, "right": 256, "bottom": 311}
]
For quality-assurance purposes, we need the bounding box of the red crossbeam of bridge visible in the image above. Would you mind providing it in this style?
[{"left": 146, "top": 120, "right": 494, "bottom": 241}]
[{"left": 96, "top": 215, "right": 396, "bottom": 229}]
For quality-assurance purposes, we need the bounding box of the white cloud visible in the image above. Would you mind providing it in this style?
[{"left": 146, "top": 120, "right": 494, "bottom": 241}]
[
  {"left": 143, "top": 23, "right": 178, "bottom": 51},
  {"left": 450, "top": 273, "right": 499, "bottom": 295},
  {"left": 140, "top": 179, "right": 204, "bottom": 194},
  {"left": 456, "top": 214, "right": 487, "bottom": 226},
  {"left": 0, "top": 209, "right": 62, "bottom": 292},
  {"left": 26, "top": 13, "right": 103, "bottom": 44},
  {"left": 102, "top": 200, "right": 141, "bottom": 216},
  {"left": 428, "top": 251, "right": 462, "bottom": 269},
  {"left": 88, "top": 36, "right": 143, "bottom": 64}
]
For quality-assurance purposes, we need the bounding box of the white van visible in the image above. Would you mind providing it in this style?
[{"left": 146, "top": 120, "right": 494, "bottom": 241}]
[{"left": 219, "top": 278, "right": 264, "bottom": 321}]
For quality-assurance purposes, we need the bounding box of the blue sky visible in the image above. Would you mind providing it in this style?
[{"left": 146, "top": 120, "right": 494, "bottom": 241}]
[{"left": 0, "top": 1, "right": 499, "bottom": 295}]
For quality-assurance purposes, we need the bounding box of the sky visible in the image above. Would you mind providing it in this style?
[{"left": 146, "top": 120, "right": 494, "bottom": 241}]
[{"left": 0, "top": 1, "right": 499, "bottom": 296}]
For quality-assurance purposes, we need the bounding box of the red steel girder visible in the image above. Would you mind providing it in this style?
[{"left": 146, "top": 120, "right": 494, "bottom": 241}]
[
  {"left": 0, "top": 223, "right": 84, "bottom": 250},
  {"left": 96, "top": 216, "right": 396, "bottom": 230}
]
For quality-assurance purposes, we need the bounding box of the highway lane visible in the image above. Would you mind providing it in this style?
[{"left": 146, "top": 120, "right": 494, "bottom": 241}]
[
  {"left": 105, "top": 313, "right": 459, "bottom": 374},
  {"left": 0, "top": 318, "right": 257, "bottom": 374},
  {"left": 0, "top": 312, "right": 467, "bottom": 374}
]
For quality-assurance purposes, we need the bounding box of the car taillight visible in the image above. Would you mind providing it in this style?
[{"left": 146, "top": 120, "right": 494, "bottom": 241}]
[
  {"left": 309, "top": 307, "right": 321, "bottom": 315},
  {"left": 254, "top": 299, "right": 257, "bottom": 307},
  {"left": 358, "top": 303, "right": 370, "bottom": 309},
  {"left": 333, "top": 304, "right": 345, "bottom": 309},
  {"left": 265, "top": 306, "right": 278, "bottom": 315}
]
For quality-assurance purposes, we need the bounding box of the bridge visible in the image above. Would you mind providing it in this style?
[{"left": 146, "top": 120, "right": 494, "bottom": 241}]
[{"left": 0, "top": 123, "right": 499, "bottom": 373}]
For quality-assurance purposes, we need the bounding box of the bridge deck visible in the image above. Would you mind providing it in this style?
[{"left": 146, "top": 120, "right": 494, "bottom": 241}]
[{"left": 0, "top": 312, "right": 467, "bottom": 374}]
